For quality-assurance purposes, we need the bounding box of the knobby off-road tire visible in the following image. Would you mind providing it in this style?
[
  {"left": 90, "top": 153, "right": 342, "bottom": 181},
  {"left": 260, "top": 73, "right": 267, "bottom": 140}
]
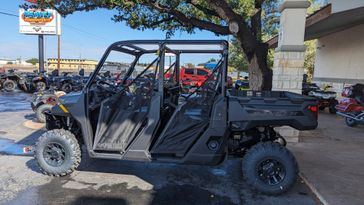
[
  {"left": 242, "top": 142, "right": 298, "bottom": 195},
  {"left": 329, "top": 105, "right": 337, "bottom": 114},
  {"left": 35, "top": 129, "right": 81, "bottom": 176},
  {"left": 35, "top": 104, "right": 53, "bottom": 123},
  {"left": 36, "top": 81, "right": 46, "bottom": 92},
  {"left": 329, "top": 101, "right": 338, "bottom": 114},
  {"left": 61, "top": 83, "right": 72, "bottom": 93},
  {"left": 3, "top": 80, "right": 16, "bottom": 92}
]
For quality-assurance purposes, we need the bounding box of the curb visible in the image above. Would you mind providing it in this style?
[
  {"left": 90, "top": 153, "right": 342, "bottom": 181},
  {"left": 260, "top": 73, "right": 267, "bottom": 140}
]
[{"left": 300, "top": 173, "right": 330, "bottom": 205}]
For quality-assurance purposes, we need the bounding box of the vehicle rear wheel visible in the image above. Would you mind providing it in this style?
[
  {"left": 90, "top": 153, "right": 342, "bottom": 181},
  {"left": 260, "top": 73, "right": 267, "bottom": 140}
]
[
  {"left": 329, "top": 100, "right": 338, "bottom": 114},
  {"left": 242, "top": 142, "right": 298, "bottom": 195},
  {"left": 345, "top": 117, "right": 357, "bottom": 127},
  {"left": 36, "top": 104, "right": 53, "bottom": 123},
  {"left": 329, "top": 105, "right": 337, "bottom": 114},
  {"left": 61, "top": 83, "right": 72, "bottom": 93},
  {"left": 35, "top": 129, "right": 81, "bottom": 176},
  {"left": 3, "top": 80, "right": 16, "bottom": 92},
  {"left": 318, "top": 106, "right": 325, "bottom": 111},
  {"left": 36, "top": 81, "right": 46, "bottom": 91}
]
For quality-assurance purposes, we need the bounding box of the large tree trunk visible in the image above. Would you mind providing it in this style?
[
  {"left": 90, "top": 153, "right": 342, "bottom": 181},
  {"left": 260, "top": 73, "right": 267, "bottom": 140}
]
[
  {"left": 247, "top": 43, "right": 272, "bottom": 91},
  {"left": 205, "top": 0, "right": 272, "bottom": 90},
  {"left": 237, "top": 38, "right": 272, "bottom": 91}
]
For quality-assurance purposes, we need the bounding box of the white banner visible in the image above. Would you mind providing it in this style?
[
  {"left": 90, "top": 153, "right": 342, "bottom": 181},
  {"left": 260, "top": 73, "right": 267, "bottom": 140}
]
[{"left": 19, "top": 9, "right": 60, "bottom": 35}]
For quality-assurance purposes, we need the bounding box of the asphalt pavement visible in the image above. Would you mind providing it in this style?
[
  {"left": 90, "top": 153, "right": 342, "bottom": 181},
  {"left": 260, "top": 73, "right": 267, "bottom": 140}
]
[{"left": 0, "top": 90, "right": 320, "bottom": 205}]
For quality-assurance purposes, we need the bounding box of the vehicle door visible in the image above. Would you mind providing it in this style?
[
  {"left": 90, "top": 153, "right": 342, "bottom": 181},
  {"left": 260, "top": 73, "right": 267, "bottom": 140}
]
[
  {"left": 91, "top": 50, "right": 161, "bottom": 153},
  {"left": 151, "top": 61, "right": 223, "bottom": 157}
]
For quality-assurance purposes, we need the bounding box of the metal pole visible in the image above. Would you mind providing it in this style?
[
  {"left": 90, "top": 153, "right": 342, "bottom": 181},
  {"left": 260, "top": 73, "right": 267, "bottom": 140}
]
[
  {"left": 45, "top": 36, "right": 48, "bottom": 73},
  {"left": 38, "top": 34, "right": 44, "bottom": 73},
  {"left": 57, "top": 35, "right": 61, "bottom": 71}
]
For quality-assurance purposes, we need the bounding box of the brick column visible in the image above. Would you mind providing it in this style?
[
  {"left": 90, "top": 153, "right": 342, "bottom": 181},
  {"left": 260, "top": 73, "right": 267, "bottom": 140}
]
[
  {"left": 273, "top": 0, "right": 310, "bottom": 142},
  {"left": 273, "top": 52, "right": 306, "bottom": 93}
]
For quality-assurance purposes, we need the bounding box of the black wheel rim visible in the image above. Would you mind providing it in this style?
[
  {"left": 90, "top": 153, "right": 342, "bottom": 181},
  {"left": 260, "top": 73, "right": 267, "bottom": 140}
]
[
  {"left": 5, "top": 82, "right": 14, "bottom": 89},
  {"left": 37, "top": 83, "right": 45, "bottom": 91},
  {"left": 257, "top": 159, "right": 286, "bottom": 186},
  {"left": 43, "top": 142, "right": 66, "bottom": 167},
  {"left": 63, "top": 85, "right": 71, "bottom": 92}
]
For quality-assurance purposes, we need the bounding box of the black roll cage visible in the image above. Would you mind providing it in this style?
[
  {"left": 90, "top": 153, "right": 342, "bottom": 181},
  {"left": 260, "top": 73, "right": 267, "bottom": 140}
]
[{"left": 86, "top": 40, "right": 229, "bottom": 99}]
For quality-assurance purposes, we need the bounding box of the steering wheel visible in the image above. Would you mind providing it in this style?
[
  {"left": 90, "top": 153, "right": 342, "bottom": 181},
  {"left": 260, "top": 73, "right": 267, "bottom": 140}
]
[{"left": 96, "top": 79, "right": 117, "bottom": 94}]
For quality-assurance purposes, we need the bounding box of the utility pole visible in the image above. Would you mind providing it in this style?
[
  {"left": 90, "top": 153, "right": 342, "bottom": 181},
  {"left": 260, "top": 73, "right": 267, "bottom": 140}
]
[
  {"left": 57, "top": 12, "right": 62, "bottom": 73},
  {"left": 57, "top": 35, "right": 60, "bottom": 71},
  {"left": 38, "top": 35, "right": 44, "bottom": 73}
]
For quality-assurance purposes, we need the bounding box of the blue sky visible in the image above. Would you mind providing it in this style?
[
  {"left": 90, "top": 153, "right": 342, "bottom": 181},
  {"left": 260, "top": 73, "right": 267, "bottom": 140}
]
[{"left": 0, "top": 0, "right": 227, "bottom": 62}]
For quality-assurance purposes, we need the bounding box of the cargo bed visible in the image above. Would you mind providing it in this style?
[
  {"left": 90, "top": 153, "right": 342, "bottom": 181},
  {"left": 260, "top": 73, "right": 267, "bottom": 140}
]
[{"left": 228, "top": 90, "right": 318, "bottom": 131}]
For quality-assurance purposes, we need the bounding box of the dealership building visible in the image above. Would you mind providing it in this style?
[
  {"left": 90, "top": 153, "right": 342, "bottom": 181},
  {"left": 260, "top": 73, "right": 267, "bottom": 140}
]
[
  {"left": 268, "top": 0, "right": 364, "bottom": 95},
  {"left": 267, "top": 0, "right": 364, "bottom": 141}
]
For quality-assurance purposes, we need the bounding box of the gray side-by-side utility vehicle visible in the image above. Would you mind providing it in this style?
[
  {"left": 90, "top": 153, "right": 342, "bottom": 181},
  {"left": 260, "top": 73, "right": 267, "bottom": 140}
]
[{"left": 35, "top": 40, "right": 318, "bottom": 195}]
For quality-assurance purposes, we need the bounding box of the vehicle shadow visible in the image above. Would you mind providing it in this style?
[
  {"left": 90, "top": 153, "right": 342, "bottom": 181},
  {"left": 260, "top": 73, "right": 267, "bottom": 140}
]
[
  {"left": 24, "top": 144, "right": 243, "bottom": 204},
  {"left": 24, "top": 113, "right": 36, "bottom": 121},
  {"left": 0, "top": 129, "right": 43, "bottom": 157},
  {"left": 69, "top": 196, "right": 127, "bottom": 205}
]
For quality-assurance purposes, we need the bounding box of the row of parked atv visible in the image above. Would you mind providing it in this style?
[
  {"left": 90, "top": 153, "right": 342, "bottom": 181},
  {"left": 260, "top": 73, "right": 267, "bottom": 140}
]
[
  {"left": 302, "top": 80, "right": 364, "bottom": 127},
  {"left": 0, "top": 69, "right": 88, "bottom": 93}
]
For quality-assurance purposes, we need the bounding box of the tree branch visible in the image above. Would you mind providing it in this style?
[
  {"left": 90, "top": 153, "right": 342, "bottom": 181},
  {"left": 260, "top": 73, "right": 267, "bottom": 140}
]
[
  {"left": 186, "top": 0, "right": 219, "bottom": 17},
  {"left": 149, "top": 2, "right": 230, "bottom": 35},
  {"left": 205, "top": 0, "right": 256, "bottom": 56},
  {"left": 148, "top": 17, "right": 174, "bottom": 27},
  {"left": 251, "top": 0, "right": 265, "bottom": 40}
]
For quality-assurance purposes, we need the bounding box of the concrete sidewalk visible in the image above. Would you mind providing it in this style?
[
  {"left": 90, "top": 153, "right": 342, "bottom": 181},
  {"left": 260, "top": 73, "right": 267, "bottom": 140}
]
[{"left": 289, "top": 113, "right": 364, "bottom": 205}]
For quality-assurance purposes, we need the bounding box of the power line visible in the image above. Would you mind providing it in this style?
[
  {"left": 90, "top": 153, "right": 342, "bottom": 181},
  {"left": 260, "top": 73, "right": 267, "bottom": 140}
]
[
  {"left": 0, "top": 11, "right": 19, "bottom": 17},
  {"left": 62, "top": 24, "right": 110, "bottom": 41}
]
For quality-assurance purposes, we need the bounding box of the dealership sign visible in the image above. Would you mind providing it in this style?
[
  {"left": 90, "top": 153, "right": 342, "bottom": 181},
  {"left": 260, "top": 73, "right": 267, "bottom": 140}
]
[{"left": 19, "top": 9, "right": 61, "bottom": 35}]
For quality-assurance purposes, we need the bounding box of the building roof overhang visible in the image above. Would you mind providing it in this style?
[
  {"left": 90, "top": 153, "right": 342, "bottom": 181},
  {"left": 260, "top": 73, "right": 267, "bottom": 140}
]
[{"left": 267, "top": 4, "right": 364, "bottom": 48}]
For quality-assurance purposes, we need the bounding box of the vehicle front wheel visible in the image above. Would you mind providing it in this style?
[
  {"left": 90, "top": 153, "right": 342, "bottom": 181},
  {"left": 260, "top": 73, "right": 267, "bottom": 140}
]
[
  {"left": 36, "top": 81, "right": 46, "bottom": 91},
  {"left": 36, "top": 104, "right": 53, "bottom": 123},
  {"left": 35, "top": 129, "right": 81, "bottom": 176},
  {"left": 345, "top": 117, "right": 357, "bottom": 127},
  {"left": 3, "top": 80, "right": 16, "bottom": 92},
  {"left": 329, "top": 100, "right": 338, "bottom": 114},
  {"left": 61, "top": 83, "right": 72, "bottom": 93},
  {"left": 242, "top": 142, "right": 298, "bottom": 195}
]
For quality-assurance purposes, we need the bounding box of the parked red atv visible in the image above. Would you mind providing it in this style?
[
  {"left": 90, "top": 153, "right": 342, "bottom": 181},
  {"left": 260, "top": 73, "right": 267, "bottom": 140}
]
[{"left": 336, "top": 84, "right": 364, "bottom": 127}]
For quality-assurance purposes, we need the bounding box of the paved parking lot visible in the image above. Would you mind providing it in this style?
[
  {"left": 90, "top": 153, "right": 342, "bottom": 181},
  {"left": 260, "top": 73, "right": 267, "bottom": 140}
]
[
  {"left": 0, "top": 91, "right": 320, "bottom": 205},
  {"left": 290, "top": 113, "right": 364, "bottom": 205}
]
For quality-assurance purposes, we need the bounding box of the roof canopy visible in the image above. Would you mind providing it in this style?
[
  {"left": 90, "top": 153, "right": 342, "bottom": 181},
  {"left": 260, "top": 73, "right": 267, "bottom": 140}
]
[{"left": 267, "top": 4, "right": 364, "bottom": 48}]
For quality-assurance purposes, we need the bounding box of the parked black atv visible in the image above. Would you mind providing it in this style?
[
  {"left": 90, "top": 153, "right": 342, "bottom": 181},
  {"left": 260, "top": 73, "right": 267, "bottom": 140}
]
[
  {"left": 32, "top": 71, "right": 49, "bottom": 92},
  {"left": 34, "top": 40, "right": 318, "bottom": 195},
  {"left": 303, "top": 83, "right": 338, "bottom": 114},
  {"left": 0, "top": 69, "right": 28, "bottom": 92},
  {"left": 57, "top": 69, "right": 88, "bottom": 93}
]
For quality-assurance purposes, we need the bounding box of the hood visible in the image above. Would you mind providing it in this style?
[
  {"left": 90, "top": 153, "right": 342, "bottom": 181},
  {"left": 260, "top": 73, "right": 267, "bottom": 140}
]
[{"left": 58, "top": 91, "right": 82, "bottom": 107}]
